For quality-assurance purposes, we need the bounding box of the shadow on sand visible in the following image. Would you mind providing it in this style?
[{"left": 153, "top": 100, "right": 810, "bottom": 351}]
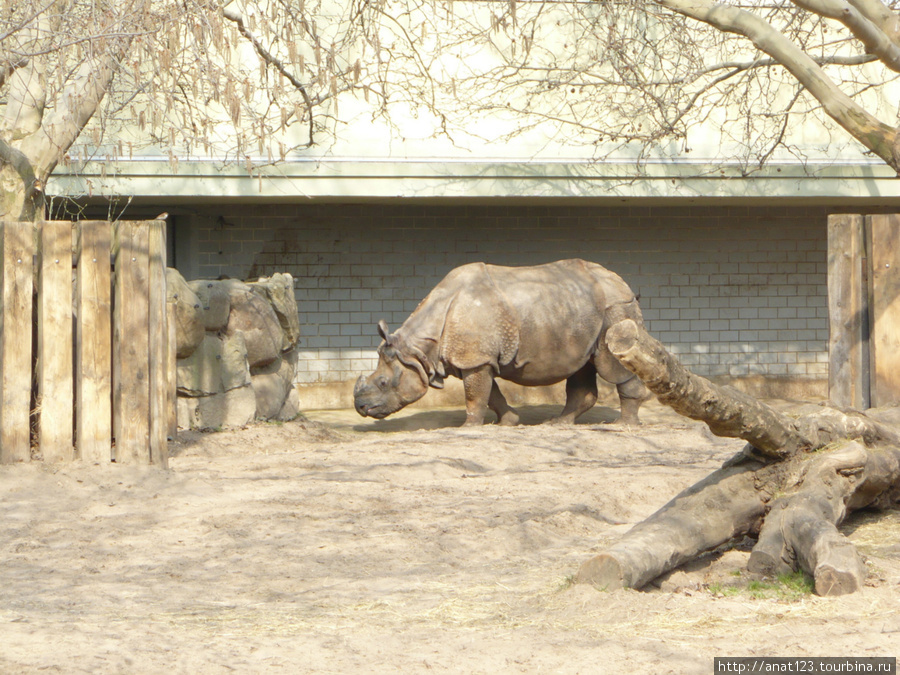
[{"left": 346, "top": 404, "right": 622, "bottom": 433}]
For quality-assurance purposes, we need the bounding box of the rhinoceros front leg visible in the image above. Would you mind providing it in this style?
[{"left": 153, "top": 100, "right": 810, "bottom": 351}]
[
  {"left": 461, "top": 366, "right": 493, "bottom": 426},
  {"left": 461, "top": 366, "right": 519, "bottom": 426}
]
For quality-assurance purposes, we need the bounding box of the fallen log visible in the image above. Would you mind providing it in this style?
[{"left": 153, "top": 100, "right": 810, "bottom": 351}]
[
  {"left": 575, "top": 459, "right": 770, "bottom": 590},
  {"left": 575, "top": 319, "right": 900, "bottom": 596}
]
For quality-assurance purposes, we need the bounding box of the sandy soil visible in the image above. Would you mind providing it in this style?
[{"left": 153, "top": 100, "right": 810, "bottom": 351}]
[{"left": 1, "top": 400, "right": 899, "bottom": 674}]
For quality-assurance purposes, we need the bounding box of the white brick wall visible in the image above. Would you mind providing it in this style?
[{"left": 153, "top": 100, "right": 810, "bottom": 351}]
[{"left": 179, "top": 204, "right": 829, "bottom": 390}]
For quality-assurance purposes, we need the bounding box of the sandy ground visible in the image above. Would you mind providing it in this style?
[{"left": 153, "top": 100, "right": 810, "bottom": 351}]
[{"left": 1, "top": 400, "right": 899, "bottom": 674}]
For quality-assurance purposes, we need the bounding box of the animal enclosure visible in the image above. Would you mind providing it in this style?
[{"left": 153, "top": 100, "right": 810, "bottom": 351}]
[{"left": 0, "top": 219, "right": 171, "bottom": 466}]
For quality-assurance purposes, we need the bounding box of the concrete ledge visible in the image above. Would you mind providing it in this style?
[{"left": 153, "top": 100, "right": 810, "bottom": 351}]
[{"left": 49, "top": 157, "right": 900, "bottom": 205}]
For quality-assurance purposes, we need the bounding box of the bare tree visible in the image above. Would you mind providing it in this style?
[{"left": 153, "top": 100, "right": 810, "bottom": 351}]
[
  {"left": 1, "top": 0, "right": 434, "bottom": 221},
  {"left": 4, "top": 0, "right": 900, "bottom": 221},
  {"left": 1, "top": 0, "right": 146, "bottom": 220},
  {"left": 446, "top": 0, "right": 900, "bottom": 173}
]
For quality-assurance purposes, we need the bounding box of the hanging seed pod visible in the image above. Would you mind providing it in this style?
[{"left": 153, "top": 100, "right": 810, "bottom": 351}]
[{"left": 231, "top": 97, "right": 242, "bottom": 126}]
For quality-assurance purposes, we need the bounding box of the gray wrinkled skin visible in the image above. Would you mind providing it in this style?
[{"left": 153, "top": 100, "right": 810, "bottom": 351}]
[{"left": 354, "top": 259, "right": 649, "bottom": 426}]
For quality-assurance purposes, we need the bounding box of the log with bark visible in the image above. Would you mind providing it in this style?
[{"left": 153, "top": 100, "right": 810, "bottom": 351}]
[{"left": 575, "top": 319, "right": 900, "bottom": 596}]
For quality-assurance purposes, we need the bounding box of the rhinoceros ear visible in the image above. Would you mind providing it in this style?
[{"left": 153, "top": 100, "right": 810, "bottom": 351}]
[{"left": 377, "top": 320, "right": 391, "bottom": 342}]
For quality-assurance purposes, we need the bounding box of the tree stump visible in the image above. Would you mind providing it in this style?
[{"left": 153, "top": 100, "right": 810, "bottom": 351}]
[{"left": 575, "top": 319, "right": 900, "bottom": 596}]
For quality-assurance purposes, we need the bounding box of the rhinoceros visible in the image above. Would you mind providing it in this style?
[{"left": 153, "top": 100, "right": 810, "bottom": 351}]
[{"left": 353, "top": 259, "right": 649, "bottom": 426}]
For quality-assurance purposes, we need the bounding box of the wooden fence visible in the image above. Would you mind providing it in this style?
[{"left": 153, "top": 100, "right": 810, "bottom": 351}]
[
  {"left": 0, "top": 220, "right": 171, "bottom": 466},
  {"left": 828, "top": 213, "right": 900, "bottom": 410}
]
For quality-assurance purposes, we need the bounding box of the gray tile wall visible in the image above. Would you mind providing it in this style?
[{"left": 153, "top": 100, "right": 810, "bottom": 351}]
[{"left": 178, "top": 204, "right": 828, "bottom": 386}]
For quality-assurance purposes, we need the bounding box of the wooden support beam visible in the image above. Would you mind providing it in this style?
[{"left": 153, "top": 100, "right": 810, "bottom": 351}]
[
  {"left": 0, "top": 221, "right": 35, "bottom": 463},
  {"left": 75, "top": 221, "right": 112, "bottom": 463},
  {"left": 38, "top": 221, "right": 74, "bottom": 462},
  {"left": 148, "top": 220, "right": 169, "bottom": 468},
  {"left": 827, "top": 214, "right": 869, "bottom": 410},
  {"left": 113, "top": 221, "right": 151, "bottom": 464},
  {"left": 866, "top": 214, "right": 900, "bottom": 408}
]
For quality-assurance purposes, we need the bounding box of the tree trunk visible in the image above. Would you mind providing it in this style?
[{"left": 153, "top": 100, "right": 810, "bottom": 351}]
[
  {"left": 576, "top": 319, "right": 900, "bottom": 596},
  {"left": 0, "top": 151, "right": 43, "bottom": 222}
]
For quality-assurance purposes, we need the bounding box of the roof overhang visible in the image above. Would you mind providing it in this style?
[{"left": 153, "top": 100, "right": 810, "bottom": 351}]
[{"left": 48, "top": 157, "right": 900, "bottom": 207}]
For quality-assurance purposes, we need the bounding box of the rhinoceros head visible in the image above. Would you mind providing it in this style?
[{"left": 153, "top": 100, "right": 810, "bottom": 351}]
[{"left": 354, "top": 320, "right": 442, "bottom": 419}]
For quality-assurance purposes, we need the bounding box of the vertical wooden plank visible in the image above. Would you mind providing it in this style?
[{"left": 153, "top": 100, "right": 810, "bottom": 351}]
[
  {"left": 0, "top": 221, "right": 35, "bottom": 463},
  {"left": 148, "top": 220, "right": 169, "bottom": 468},
  {"left": 167, "top": 298, "right": 178, "bottom": 440},
  {"left": 111, "top": 221, "right": 122, "bottom": 455},
  {"left": 114, "top": 221, "right": 151, "bottom": 463},
  {"left": 866, "top": 214, "right": 900, "bottom": 407},
  {"left": 75, "top": 221, "right": 112, "bottom": 463},
  {"left": 38, "top": 221, "right": 74, "bottom": 462},
  {"left": 827, "top": 214, "right": 869, "bottom": 409}
]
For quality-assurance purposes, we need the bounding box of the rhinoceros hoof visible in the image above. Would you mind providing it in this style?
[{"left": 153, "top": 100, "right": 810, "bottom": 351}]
[
  {"left": 497, "top": 410, "right": 520, "bottom": 426},
  {"left": 542, "top": 416, "right": 576, "bottom": 427}
]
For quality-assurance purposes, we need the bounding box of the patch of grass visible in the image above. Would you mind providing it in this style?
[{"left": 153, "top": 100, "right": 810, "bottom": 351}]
[
  {"left": 556, "top": 574, "right": 577, "bottom": 592},
  {"left": 775, "top": 570, "right": 816, "bottom": 597},
  {"left": 709, "top": 570, "right": 815, "bottom": 602},
  {"left": 708, "top": 582, "right": 742, "bottom": 598}
]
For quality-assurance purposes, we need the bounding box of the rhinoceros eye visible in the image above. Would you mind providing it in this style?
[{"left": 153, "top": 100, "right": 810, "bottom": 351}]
[{"left": 376, "top": 376, "right": 389, "bottom": 390}]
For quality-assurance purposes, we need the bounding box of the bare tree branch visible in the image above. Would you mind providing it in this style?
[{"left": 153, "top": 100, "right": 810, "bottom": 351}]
[
  {"left": 221, "top": 6, "right": 316, "bottom": 148},
  {"left": 655, "top": 0, "right": 900, "bottom": 170},
  {"left": 789, "top": 0, "right": 900, "bottom": 72}
]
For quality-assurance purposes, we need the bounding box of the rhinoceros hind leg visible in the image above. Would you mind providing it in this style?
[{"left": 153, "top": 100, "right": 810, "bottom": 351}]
[
  {"left": 488, "top": 381, "right": 520, "bottom": 426},
  {"left": 615, "top": 376, "right": 647, "bottom": 425},
  {"left": 547, "top": 363, "right": 598, "bottom": 425}
]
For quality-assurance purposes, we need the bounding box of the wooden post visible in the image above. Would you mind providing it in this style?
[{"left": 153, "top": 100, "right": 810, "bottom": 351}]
[
  {"left": 865, "top": 214, "right": 900, "bottom": 408},
  {"left": 827, "top": 214, "right": 869, "bottom": 410},
  {"left": 75, "top": 221, "right": 112, "bottom": 463},
  {"left": 148, "top": 220, "right": 169, "bottom": 467},
  {"left": 38, "top": 221, "right": 74, "bottom": 462},
  {"left": 113, "top": 221, "right": 151, "bottom": 463},
  {"left": 0, "top": 221, "right": 35, "bottom": 463}
]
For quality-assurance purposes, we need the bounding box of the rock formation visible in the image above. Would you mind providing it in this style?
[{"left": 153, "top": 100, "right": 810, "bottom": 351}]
[{"left": 167, "top": 270, "right": 301, "bottom": 430}]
